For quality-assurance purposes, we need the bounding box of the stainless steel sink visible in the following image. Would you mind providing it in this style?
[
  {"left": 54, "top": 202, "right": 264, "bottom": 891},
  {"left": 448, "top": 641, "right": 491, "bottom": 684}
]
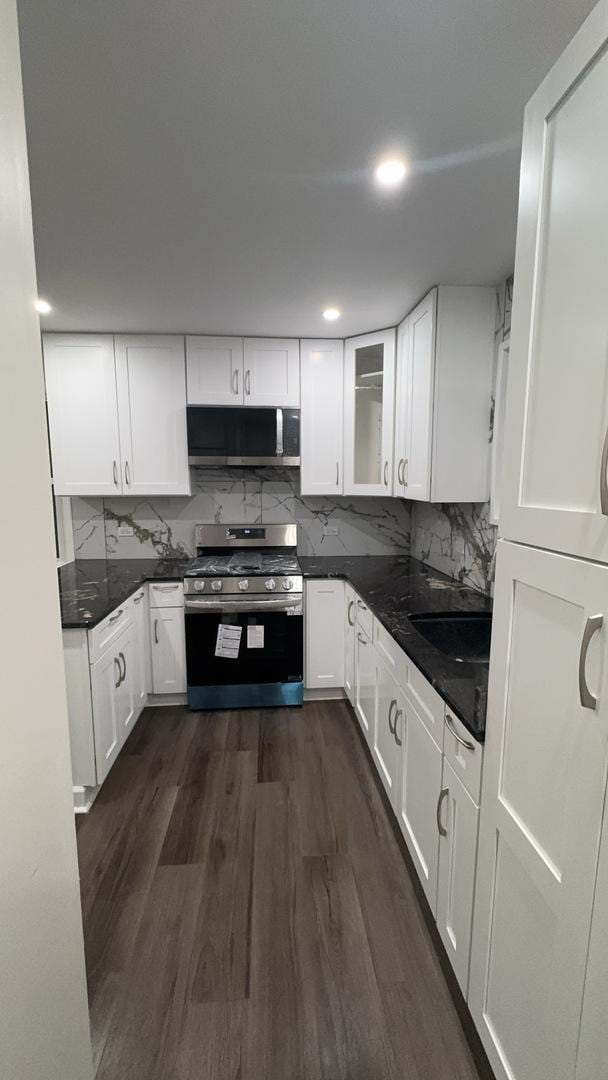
[{"left": 408, "top": 611, "right": 492, "bottom": 664}]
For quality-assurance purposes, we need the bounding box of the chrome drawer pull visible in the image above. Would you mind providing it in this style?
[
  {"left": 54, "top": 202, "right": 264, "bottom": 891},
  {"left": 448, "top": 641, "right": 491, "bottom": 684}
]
[
  {"left": 133, "top": 592, "right": 144, "bottom": 604},
  {"left": 445, "top": 714, "right": 475, "bottom": 752},
  {"left": 393, "top": 708, "right": 403, "bottom": 747},
  {"left": 579, "top": 614, "right": 603, "bottom": 710},
  {"left": 436, "top": 787, "right": 449, "bottom": 837},
  {"left": 108, "top": 608, "right": 124, "bottom": 624},
  {"left": 114, "top": 657, "right": 121, "bottom": 688},
  {"left": 152, "top": 584, "right": 180, "bottom": 592},
  {"left": 388, "top": 698, "right": 397, "bottom": 734},
  {"left": 357, "top": 632, "right": 367, "bottom": 645},
  {"left": 347, "top": 600, "right": 354, "bottom": 627},
  {"left": 154, "top": 618, "right": 159, "bottom": 644}
]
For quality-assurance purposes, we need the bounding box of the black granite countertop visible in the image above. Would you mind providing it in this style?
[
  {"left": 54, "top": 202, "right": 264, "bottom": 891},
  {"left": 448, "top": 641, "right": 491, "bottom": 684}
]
[
  {"left": 299, "top": 555, "right": 491, "bottom": 742},
  {"left": 58, "top": 558, "right": 190, "bottom": 629}
]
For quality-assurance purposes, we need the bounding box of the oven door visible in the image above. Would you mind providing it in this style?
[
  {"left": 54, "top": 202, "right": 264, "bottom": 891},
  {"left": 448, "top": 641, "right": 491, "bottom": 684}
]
[{"left": 185, "top": 594, "right": 303, "bottom": 710}]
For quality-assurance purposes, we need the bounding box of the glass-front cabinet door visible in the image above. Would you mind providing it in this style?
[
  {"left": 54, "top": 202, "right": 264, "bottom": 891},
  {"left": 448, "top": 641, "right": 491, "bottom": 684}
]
[{"left": 343, "top": 329, "right": 396, "bottom": 495}]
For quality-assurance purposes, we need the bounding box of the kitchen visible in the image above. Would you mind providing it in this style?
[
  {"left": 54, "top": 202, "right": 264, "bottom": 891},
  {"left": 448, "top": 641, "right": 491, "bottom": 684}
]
[{"left": 2, "top": 1, "right": 607, "bottom": 1079}]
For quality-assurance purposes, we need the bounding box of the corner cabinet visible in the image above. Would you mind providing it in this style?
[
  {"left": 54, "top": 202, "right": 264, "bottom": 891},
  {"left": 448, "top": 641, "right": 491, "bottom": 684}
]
[
  {"left": 300, "top": 339, "right": 344, "bottom": 495},
  {"left": 44, "top": 333, "right": 190, "bottom": 496},
  {"left": 343, "top": 329, "right": 396, "bottom": 495},
  {"left": 392, "top": 287, "right": 495, "bottom": 503}
]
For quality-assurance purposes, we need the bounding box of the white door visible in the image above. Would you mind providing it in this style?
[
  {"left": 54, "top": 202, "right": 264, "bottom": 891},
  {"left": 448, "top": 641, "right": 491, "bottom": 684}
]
[
  {"left": 343, "top": 329, "right": 396, "bottom": 495},
  {"left": 90, "top": 646, "right": 122, "bottom": 785},
  {"left": 243, "top": 338, "right": 300, "bottom": 407},
  {"left": 150, "top": 606, "right": 186, "bottom": 694},
  {"left": 436, "top": 759, "right": 479, "bottom": 997},
  {"left": 354, "top": 624, "right": 375, "bottom": 747},
  {"left": 186, "top": 336, "right": 244, "bottom": 405},
  {"left": 305, "top": 579, "right": 345, "bottom": 690},
  {"left": 115, "top": 335, "right": 190, "bottom": 496},
  {"left": 374, "top": 658, "right": 403, "bottom": 811},
  {"left": 392, "top": 316, "right": 409, "bottom": 497},
  {"left": 114, "top": 623, "right": 137, "bottom": 743},
  {"left": 404, "top": 290, "right": 436, "bottom": 501},
  {"left": 469, "top": 539, "right": 608, "bottom": 1080},
  {"left": 43, "top": 334, "right": 121, "bottom": 496},
  {"left": 397, "top": 688, "right": 443, "bottom": 913},
  {"left": 344, "top": 585, "right": 356, "bottom": 706},
  {"left": 501, "top": 8, "right": 608, "bottom": 560},
  {"left": 300, "top": 339, "right": 344, "bottom": 495},
  {"left": 130, "top": 588, "right": 148, "bottom": 713}
]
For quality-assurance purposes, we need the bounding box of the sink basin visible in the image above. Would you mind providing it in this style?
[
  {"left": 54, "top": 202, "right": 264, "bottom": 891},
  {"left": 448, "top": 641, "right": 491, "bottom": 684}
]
[{"left": 408, "top": 611, "right": 492, "bottom": 664}]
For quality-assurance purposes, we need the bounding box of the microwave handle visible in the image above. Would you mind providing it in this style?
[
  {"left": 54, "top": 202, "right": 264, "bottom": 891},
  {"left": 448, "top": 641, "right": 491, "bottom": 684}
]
[{"left": 276, "top": 408, "right": 284, "bottom": 456}]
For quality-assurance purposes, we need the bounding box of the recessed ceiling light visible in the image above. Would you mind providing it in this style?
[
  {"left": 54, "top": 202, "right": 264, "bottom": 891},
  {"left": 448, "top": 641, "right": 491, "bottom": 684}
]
[
  {"left": 374, "top": 157, "right": 408, "bottom": 189},
  {"left": 322, "top": 307, "right": 341, "bottom": 322},
  {"left": 35, "top": 298, "right": 52, "bottom": 315}
]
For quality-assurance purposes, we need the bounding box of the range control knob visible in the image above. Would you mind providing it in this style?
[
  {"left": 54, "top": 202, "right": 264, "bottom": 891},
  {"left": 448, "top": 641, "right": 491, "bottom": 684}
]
[
  {"left": 194, "top": 579, "right": 206, "bottom": 592},
  {"left": 238, "top": 579, "right": 249, "bottom": 591},
  {"left": 265, "top": 578, "right": 276, "bottom": 591},
  {"left": 282, "top": 577, "right": 294, "bottom": 591},
  {"left": 211, "top": 580, "right": 223, "bottom": 592}
]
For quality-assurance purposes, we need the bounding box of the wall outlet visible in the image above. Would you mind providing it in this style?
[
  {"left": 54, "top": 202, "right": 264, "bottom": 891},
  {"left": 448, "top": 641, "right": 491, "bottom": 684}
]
[
  {"left": 323, "top": 525, "right": 339, "bottom": 536},
  {"left": 117, "top": 524, "right": 134, "bottom": 537}
]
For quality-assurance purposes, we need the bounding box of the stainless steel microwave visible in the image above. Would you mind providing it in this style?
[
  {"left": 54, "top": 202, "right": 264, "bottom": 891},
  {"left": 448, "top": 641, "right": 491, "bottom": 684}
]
[{"left": 187, "top": 406, "right": 300, "bottom": 467}]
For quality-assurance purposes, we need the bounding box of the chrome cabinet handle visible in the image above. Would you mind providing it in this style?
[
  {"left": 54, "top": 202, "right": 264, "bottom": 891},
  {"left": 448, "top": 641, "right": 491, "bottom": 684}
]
[
  {"left": 383, "top": 460, "right": 388, "bottom": 486},
  {"left": 436, "top": 787, "right": 449, "bottom": 837},
  {"left": 393, "top": 708, "right": 403, "bottom": 747},
  {"left": 579, "top": 613, "right": 603, "bottom": 710},
  {"left": 357, "top": 632, "right": 367, "bottom": 644},
  {"left": 397, "top": 458, "right": 404, "bottom": 485},
  {"left": 125, "top": 460, "right": 131, "bottom": 486},
  {"left": 118, "top": 651, "right": 126, "bottom": 683},
  {"left": 154, "top": 618, "right": 159, "bottom": 645},
  {"left": 601, "top": 428, "right": 608, "bottom": 514},
  {"left": 356, "top": 600, "right": 366, "bottom": 611},
  {"left": 152, "top": 584, "right": 180, "bottom": 592},
  {"left": 245, "top": 369, "right": 251, "bottom": 396},
  {"left": 403, "top": 458, "right": 408, "bottom": 486},
  {"left": 336, "top": 461, "right": 340, "bottom": 487},
  {"left": 113, "top": 460, "right": 119, "bottom": 486},
  {"left": 445, "top": 713, "right": 475, "bottom": 751},
  {"left": 133, "top": 592, "right": 144, "bottom": 604},
  {"left": 108, "top": 608, "right": 124, "bottom": 624},
  {"left": 233, "top": 368, "right": 239, "bottom": 396},
  {"left": 114, "top": 657, "right": 121, "bottom": 688},
  {"left": 388, "top": 698, "right": 397, "bottom": 734},
  {"left": 347, "top": 600, "right": 354, "bottom": 627}
]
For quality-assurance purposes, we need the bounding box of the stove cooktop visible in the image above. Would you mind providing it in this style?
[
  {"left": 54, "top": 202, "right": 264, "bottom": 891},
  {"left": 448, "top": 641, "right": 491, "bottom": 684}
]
[{"left": 184, "top": 550, "right": 301, "bottom": 578}]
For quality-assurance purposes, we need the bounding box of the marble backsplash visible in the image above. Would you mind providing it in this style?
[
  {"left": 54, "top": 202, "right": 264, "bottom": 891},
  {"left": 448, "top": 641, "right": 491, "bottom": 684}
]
[{"left": 71, "top": 467, "right": 412, "bottom": 560}]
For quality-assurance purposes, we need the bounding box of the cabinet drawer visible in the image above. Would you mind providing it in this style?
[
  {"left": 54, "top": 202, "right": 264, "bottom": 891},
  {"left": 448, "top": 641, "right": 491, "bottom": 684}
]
[
  {"left": 89, "top": 602, "right": 131, "bottom": 664},
  {"left": 405, "top": 662, "right": 444, "bottom": 750},
  {"left": 373, "top": 618, "right": 408, "bottom": 690},
  {"left": 354, "top": 594, "right": 373, "bottom": 639},
  {"left": 148, "top": 581, "right": 184, "bottom": 608},
  {"left": 443, "top": 708, "right": 483, "bottom": 805}
]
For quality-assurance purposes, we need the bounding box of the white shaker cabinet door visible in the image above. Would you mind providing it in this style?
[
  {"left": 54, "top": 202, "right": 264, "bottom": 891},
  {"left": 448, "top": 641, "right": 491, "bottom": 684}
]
[
  {"left": 186, "top": 336, "right": 244, "bottom": 405},
  {"left": 43, "top": 334, "right": 121, "bottom": 496},
  {"left": 130, "top": 588, "right": 149, "bottom": 712},
  {"left": 115, "top": 335, "right": 190, "bottom": 496},
  {"left": 392, "top": 316, "right": 409, "bottom": 497},
  {"left": 344, "top": 585, "right": 356, "bottom": 706},
  {"left": 501, "top": 10, "right": 608, "bottom": 559},
  {"left": 397, "top": 689, "right": 443, "bottom": 915},
  {"left": 300, "top": 339, "right": 344, "bottom": 495},
  {"left": 243, "top": 338, "right": 300, "bottom": 407},
  {"left": 469, "top": 539, "right": 608, "bottom": 1080},
  {"left": 304, "top": 579, "right": 345, "bottom": 689},
  {"left": 373, "top": 657, "right": 403, "bottom": 812},
  {"left": 404, "top": 290, "right": 435, "bottom": 501},
  {"left": 436, "top": 759, "right": 479, "bottom": 997},
  {"left": 150, "top": 606, "right": 187, "bottom": 694},
  {"left": 354, "top": 624, "right": 375, "bottom": 748},
  {"left": 90, "top": 646, "right": 122, "bottom": 785},
  {"left": 343, "top": 329, "right": 396, "bottom": 496}
]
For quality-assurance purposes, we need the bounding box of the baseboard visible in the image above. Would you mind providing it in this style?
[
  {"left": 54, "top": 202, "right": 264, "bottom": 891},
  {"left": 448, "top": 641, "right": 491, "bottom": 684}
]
[
  {"left": 146, "top": 692, "right": 187, "bottom": 707},
  {"left": 304, "top": 687, "right": 346, "bottom": 701},
  {"left": 73, "top": 784, "right": 101, "bottom": 814}
]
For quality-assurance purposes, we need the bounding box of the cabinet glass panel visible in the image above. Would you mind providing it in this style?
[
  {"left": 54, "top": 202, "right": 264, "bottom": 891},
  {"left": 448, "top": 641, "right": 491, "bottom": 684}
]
[{"left": 354, "top": 343, "right": 384, "bottom": 485}]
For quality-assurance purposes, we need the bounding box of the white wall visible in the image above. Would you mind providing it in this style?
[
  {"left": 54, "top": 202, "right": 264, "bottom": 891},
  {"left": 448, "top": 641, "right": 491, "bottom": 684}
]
[{"left": 0, "top": 2, "right": 92, "bottom": 1078}]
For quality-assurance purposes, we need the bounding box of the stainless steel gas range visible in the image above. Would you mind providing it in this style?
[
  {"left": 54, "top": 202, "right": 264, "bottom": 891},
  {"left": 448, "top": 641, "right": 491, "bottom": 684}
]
[{"left": 183, "top": 524, "right": 303, "bottom": 710}]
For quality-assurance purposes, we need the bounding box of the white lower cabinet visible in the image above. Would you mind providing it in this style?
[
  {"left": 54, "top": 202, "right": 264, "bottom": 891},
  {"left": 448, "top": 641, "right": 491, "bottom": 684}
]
[
  {"left": 150, "top": 605, "right": 186, "bottom": 694},
  {"left": 344, "top": 584, "right": 356, "bottom": 706},
  {"left": 398, "top": 691, "right": 443, "bottom": 914},
  {"left": 354, "top": 622, "right": 375, "bottom": 748},
  {"left": 373, "top": 656, "right": 404, "bottom": 811},
  {"left": 90, "top": 619, "right": 136, "bottom": 786},
  {"left": 436, "top": 758, "right": 479, "bottom": 995},
  {"left": 304, "top": 579, "right": 345, "bottom": 689}
]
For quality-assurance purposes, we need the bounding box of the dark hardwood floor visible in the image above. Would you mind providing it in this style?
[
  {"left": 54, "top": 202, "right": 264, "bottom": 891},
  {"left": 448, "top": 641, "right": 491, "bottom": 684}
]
[{"left": 77, "top": 702, "right": 485, "bottom": 1080}]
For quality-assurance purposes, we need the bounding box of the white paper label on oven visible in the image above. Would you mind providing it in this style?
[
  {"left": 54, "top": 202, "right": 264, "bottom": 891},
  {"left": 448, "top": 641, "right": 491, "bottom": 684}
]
[
  {"left": 247, "top": 624, "right": 264, "bottom": 649},
  {"left": 215, "top": 624, "right": 242, "bottom": 659}
]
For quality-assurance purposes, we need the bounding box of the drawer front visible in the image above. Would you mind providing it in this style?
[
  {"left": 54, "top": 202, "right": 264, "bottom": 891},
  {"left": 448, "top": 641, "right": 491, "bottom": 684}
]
[
  {"left": 443, "top": 708, "right": 483, "bottom": 805},
  {"left": 373, "top": 618, "right": 408, "bottom": 691},
  {"left": 405, "top": 662, "right": 445, "bottom": 750},
  {"left": 148, "top": 581, "right": 184, "bottom": 608},
  {"left": 89, "top": 602, "right": 131, "bottom": 664},
  {"left": 354, "top": 593, "right": 373, "bottom": 639}
]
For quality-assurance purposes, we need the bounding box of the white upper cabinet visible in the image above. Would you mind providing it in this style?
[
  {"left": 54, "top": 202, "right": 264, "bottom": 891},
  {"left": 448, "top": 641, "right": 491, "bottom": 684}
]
[
  {"left": 393, "top": 287, "right": 494, "bottom": 503},
  {"left": 469, "top": 539, "right": 608, "bottom": 1080},
  {"left": 344, "top": 329, "right": 396, "bottom": 495},
  {"left": 243, "top": 338, "right": 300, "bottom": 407},
  {"left": 300, "top": 339, "right": 344, "bottom": 495},
  {"left": 114, "top": 336, "right": 190, "bottom": 496},
  {"left": 501, "top": 14, "right": 608, "bottom": 560},
  {"left": 186, "top": 336, "right": 244, "bottom": 405},
  {"left": 44, "top": 334, "right": 122, "bottom": 496}
]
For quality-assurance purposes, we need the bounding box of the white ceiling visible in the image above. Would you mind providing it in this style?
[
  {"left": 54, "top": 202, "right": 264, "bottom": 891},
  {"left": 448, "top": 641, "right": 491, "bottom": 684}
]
[{"left": 18, "top": 0, "right": 595, "bottom": 337}]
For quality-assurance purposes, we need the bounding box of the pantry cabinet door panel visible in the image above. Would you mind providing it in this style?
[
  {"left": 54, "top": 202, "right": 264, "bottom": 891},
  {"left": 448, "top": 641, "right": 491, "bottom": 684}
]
[{"left": 300, "top": 340, "right": 344, "bottom": 494}]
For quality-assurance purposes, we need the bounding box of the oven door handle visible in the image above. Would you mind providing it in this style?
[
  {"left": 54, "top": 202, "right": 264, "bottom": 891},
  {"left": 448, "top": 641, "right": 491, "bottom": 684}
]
[{"left": 185, "top": 597, "right": 302, "bottom": 614}]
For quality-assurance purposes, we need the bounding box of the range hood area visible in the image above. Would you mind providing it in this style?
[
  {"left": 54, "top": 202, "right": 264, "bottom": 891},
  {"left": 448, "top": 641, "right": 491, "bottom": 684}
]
[{"left": 187, "top": 405, "right": 300, "bottom": 467}]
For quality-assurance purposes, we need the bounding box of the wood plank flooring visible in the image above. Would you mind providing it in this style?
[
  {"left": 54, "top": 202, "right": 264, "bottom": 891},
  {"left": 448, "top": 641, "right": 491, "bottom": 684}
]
[{"left": 77, "top": 702, "right": 487, "bottom": 1080}]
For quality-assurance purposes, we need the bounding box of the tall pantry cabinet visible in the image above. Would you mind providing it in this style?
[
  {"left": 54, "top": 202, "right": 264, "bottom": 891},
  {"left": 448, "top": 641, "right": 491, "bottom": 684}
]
[{"left": 469, "top": 4, "right": 608, "bottom": 1080}]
